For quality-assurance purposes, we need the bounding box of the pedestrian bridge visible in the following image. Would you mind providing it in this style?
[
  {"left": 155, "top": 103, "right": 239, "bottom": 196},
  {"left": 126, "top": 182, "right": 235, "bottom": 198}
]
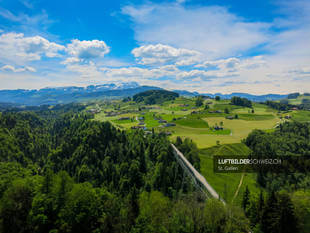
[{"left": 171, "top": 144, "right": 225, "bottom": 204}]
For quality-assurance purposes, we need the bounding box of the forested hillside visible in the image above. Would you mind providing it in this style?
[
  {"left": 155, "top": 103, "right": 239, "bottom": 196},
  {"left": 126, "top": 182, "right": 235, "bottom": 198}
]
[
  {"left": 0, "top": 105, "right": 248, "bottom": 233},
  {"left": 133, "top": 90, "right": 179, "bottom": 105},
  {"left": 243, "top": 121, "right": 310, "bottom": 233}
]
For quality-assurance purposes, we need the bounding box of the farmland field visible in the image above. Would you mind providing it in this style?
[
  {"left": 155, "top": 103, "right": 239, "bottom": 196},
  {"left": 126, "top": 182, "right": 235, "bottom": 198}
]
[
  {"left": 93, "top": 97, "right": 282, "bottom": 148},
  {"left": 292, "top": 110, "right": 310, "bottom": 122},
  {"left": 199, "top": 143, "right": 260, "bottom": 204}
]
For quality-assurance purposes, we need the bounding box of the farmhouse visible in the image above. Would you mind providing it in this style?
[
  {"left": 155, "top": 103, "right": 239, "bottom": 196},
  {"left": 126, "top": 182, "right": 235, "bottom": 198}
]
[
  {"left": 106, "top": 112, "right": 118, "bottom": 117},
  {"left": 87, "top": 109, "right": 100, "bottom": 114},
  {"left": 118, "top": 117, "right": 130, "bottom": 120},
  {"left": 163, "top": 123, "right": 176, "bottom": 127}
]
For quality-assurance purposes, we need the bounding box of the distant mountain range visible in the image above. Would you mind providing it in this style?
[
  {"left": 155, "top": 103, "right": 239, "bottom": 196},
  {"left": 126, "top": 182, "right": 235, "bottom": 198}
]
[
  {"left": 0, "top": 82, "right": 288, "bottom": 106},
  {"left": 200, "top": 93, "right": 288, "bottom": 102}
]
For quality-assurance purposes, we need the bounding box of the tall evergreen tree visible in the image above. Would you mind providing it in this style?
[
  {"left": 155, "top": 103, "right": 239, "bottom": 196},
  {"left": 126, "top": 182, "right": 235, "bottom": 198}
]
[
  {"left": 278, "top": 193, "right": 299, "bottom": 233},
  {"left": 242, "top": 186, "right": 250, "bottom": 211},
  {"left": 261, "top": 191, "right": 279, "bottom": 233}
]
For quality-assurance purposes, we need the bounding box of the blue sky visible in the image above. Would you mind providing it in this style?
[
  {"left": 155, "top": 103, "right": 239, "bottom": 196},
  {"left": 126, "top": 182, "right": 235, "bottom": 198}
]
[{"left": 0, "top": 0, "right": 309, "bottom": 94}]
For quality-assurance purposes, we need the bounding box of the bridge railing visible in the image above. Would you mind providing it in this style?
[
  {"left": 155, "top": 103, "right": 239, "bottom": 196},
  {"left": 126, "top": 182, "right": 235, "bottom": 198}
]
[{"left": 171, "top": 144, "right": 226, "bottom": 204}]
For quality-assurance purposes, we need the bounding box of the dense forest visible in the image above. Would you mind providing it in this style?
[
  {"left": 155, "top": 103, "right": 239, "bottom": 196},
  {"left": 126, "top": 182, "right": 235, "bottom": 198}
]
[
  {"left": 265, "top": 100, "right": 293, "bottom": 111},
  {"left": 0, "top": 105, "right": 249, "bottom": 233},
  {"left": 244, "top": 121, "right": 310, "bottom": 233},
  {"left": 133, "top": 90, "right": 179, "bottom": 105},
  {"left": 0, "top": 104, "right": 309, "bottom": 233},
  {"left": 230, "top": 96, "right": 252, "bottom": 108}
]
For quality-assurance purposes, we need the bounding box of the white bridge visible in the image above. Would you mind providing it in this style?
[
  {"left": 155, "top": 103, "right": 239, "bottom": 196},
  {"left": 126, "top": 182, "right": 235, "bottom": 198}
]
[{"left": 171, "top": 144, "right": 225, "bottom": 204}]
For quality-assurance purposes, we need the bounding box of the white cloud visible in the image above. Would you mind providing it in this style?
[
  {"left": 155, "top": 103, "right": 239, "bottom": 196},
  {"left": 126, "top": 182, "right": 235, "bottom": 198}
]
[
  {"left": 120, "top": 1, "right": 309, "bottom": 94},
  {"left": 0, "top": 8, "right": 53, "bottom": 34},
  {"left": 65, "top": 61, "right": 102, "bottom": 78},
  {"left": 122, "top": 3, "right": 270, "bottom": 59},
  {"left": 288, "top": 67, "right": 310, "bottom": 75},
  {"left": 176, "top": 69, "right": 239, "bottom": 81},
  {"left": 0, "top": 1, "right": 309, "bottom": 95},
  {"left": 132, "top": 43, "right": 202, "bottom": 65},
  {"left": 196, "top": 56, "right": 266, "bottom": 71},
  {"left": 1, "top": 64, "right": 36, "bottom": 72},
  {"left": 0, "top": 32, "right": 65, "bottom": 65},
  {"left": 19, "top": 0, "right": 34, "bottom": 9},
  {"left": 100, "top": 64, "right": 180, "bottom": 80},
  {"left": 98, "top": 63, "right": 239, "bottom": 82},
  {"left": 65, "top": 39, "right": 110, "bottom": 63}
]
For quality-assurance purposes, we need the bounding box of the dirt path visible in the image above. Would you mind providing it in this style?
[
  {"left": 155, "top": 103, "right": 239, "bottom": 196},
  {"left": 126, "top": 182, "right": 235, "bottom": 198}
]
[{"left": 231, "top": 173, "right": 245, "bottom": 203}]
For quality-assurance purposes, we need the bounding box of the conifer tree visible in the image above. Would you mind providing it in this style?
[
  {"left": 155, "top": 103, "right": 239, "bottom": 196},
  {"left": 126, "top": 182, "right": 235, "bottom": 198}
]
[{"left": 242, "top": 185, "right": 250, "bottom": 210}]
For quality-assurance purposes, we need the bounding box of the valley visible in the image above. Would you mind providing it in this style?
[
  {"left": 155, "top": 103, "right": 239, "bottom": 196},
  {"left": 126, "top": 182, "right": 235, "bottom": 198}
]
[{"left": 89, "top": 91, "right": 310, "bottom": 205}]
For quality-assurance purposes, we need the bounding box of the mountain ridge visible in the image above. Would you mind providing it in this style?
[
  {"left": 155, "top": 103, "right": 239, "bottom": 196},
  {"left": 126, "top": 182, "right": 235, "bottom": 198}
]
[{"left": 0, "top": 82, "right": 288, "bottom": 106}]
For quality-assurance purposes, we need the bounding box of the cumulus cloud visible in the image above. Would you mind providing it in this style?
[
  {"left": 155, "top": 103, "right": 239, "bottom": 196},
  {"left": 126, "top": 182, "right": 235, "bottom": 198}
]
[
  {"left": 100, "top": 65, "right": 179, "bottom": 80},
  {"left": 196, "top": 56, "right": 266, "bottom": 72},
  {"left": 65, "top": 39, "right": 110, "bottom": 63},
  {"left": 98, "top": 63, "right": 239, "bottom": 82},
  {"left": 0, "top": 64, "right": 36, "bottom": 72},
  {"left": 176, "top": 69, "right": 239, "bottom": 81},
  {"left": 65, "top": 61, "right": 102, "bottom": 78},
  {"left": 122, "top": 3, "right": 270, "bottom": 59},
  {"left": 132, "top": 43, "right": 202, "bottom": 65},
  {"left": 0, "top": 32, "right": 65, "bottom": 65}
]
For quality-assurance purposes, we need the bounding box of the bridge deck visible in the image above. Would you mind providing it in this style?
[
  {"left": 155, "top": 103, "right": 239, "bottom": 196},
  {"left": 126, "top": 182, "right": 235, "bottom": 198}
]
[{"left": 171, "top": 144, "right": 225, "bottom": 204}]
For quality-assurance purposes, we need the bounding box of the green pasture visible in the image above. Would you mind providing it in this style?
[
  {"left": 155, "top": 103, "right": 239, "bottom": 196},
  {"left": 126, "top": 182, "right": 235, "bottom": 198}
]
[
  {"left": 198, "top": 143, "right": 260, "bottom": 204},
  {"left": 292, "top": 110, "right": 310, "bottom": 122},
  {"left": 238, "top": 113, "right": 275, "bottom": 121},
  {"left": 138, "top": 112, "right": 160, "bottom": 127},
  {"left": 175, "top": 116, "right": 209, "bottom": 128},
  {"left": 170, "top": 116, "right": 279, "bottom": 148}
]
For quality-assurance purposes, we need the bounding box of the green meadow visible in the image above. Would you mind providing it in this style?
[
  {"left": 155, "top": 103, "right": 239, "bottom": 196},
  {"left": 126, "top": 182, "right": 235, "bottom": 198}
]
[
  {"left": 292, "top": 110, "right": 310, "bottom": 122},
  {"left": 94, "top": 97, "right": 282, "bottom": 148},
  {"left": 199, "top": 143, "right": 260, "bottom": 204}
]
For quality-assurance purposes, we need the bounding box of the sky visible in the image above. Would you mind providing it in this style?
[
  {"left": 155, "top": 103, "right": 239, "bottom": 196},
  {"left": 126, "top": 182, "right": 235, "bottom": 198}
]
[{"left": 0, "top": 0, "right": 309, "bottom": 94}]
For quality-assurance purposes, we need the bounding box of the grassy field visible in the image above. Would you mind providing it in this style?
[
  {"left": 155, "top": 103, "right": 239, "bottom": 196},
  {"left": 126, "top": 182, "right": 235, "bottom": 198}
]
[
  {"left": 175, "top": 116, "right": 209, "bottom": 128},
  {"left": 95, "top": 112, "right": 137, "bottom": 123},
  {"left": 162, "top": 125, "right": 231, "bottom": 136},
  {"left": 171, "top": 116, "right": 279, "bottom": 148},
  {"left": 238, "top": 113, "right": 275, "bottom": 121},
  {"left": 139, "top": 112, "right": 159, "bottom": 127},
  {"left": 94, "top": 97, "right": 281, "bottom": 148},
  {"left": 199, "top": 143, "right": 260, "bottom": 204},
  {"left": 292, "top": 110, "right": 310, "bottom": 122}
]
